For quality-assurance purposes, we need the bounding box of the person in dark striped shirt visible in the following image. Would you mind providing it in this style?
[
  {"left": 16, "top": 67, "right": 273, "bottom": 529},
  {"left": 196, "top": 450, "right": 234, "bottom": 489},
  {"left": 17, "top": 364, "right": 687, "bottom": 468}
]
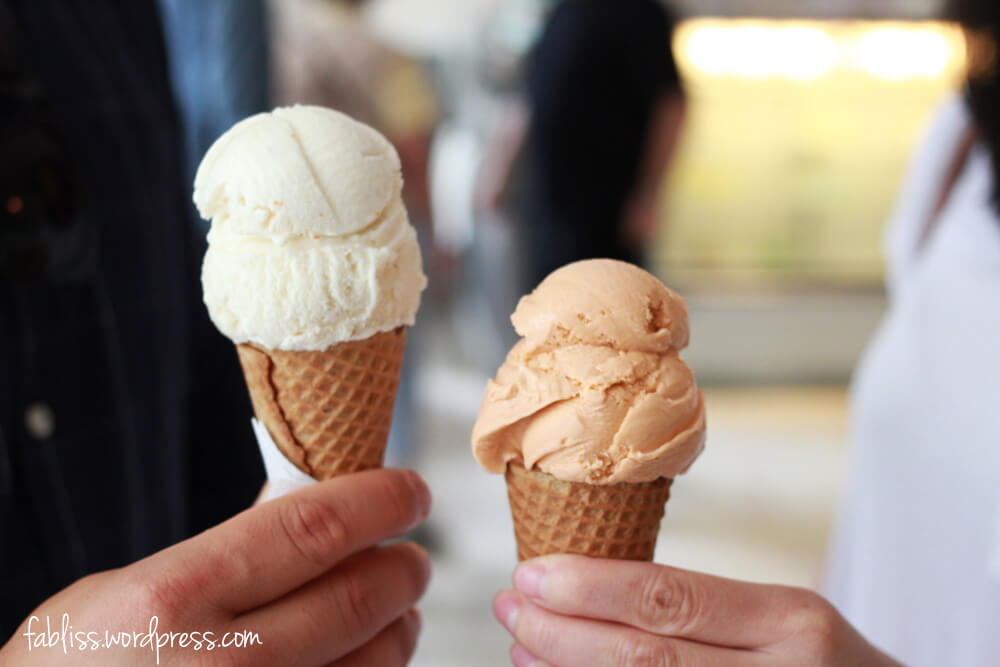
[{"left": 0, "top": 3, "right": 432, "bottom": 663}]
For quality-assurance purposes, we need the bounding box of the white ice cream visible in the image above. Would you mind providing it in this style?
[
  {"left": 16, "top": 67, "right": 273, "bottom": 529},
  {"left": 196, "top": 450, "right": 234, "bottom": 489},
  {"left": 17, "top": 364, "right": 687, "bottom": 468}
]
[{"left": 196, "top": 105, "right": 426, "bottom": 350}]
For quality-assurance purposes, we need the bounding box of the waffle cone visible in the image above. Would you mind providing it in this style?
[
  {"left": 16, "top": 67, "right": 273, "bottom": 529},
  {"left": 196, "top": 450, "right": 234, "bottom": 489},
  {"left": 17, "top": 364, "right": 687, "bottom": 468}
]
[
  {"left": 236, "top": 327, "right": 407, "bottom": 480},
  {"left": 504, "top": 461, "right": 672, "bottom": 561}
]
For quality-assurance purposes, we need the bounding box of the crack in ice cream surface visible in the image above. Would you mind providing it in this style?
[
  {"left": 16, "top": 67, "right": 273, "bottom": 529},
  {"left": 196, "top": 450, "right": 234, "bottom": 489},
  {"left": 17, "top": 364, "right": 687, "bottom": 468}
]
[
  {"left": 196, "top": 105, "right": 426, "bottom": 350},
  {"left": 472, "top": 259, "right": 706, "bottom": 484}
]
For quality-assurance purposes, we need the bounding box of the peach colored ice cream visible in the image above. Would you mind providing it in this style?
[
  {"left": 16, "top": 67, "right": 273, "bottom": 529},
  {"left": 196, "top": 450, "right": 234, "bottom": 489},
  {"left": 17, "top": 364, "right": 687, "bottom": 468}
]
[{"left": 471, "top": 259, "right": 706, "bottom": 484}]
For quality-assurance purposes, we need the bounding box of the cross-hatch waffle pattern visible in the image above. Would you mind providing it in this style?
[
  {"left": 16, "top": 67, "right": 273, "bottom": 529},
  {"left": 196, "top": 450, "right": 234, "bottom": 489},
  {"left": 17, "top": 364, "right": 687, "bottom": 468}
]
[
  {"left": 505, "top": 462, "right": 672, "bottom": 562},
  {"left": 236, "top": 327, "right": 406, "bottom": 480}
]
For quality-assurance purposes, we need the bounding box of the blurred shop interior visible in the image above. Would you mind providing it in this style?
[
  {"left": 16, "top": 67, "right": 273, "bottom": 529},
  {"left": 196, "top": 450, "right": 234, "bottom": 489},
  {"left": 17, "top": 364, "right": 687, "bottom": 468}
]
[
  {"left": 164, "top": 0, "right": 963, "bottom": 664},
  {"left": 377, "top": 0, "right": 965, "bottom": 384}
]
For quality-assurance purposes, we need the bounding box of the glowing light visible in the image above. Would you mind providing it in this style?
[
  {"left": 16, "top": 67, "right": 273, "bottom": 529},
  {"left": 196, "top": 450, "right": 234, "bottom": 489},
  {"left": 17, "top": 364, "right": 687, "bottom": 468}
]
[
  {"left": 781, "top": 27, "right": 839, "bottom": 81},
  {"left": 685, "top": 24, "right": 836, "bottom": 80},
  {"left": 676, "top": 20, "right": 964, "bottom": 82},
  {"left": 850, "top": 28, "right": 952, "bottom": 80}
]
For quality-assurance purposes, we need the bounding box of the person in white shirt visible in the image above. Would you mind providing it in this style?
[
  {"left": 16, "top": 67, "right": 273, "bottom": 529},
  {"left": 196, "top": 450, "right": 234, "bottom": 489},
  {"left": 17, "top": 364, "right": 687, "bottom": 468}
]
[
  {"left": 823, "top": 4, "right": 1000, "bottom": 663},
  {"left": 488, "top": 2, "right": 999, "bottom": 665}
]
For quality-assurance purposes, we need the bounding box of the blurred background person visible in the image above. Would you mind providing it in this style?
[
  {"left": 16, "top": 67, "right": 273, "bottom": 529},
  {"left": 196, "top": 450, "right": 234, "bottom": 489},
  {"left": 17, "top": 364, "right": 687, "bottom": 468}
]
[
  {"left": 269, "top": 0, "right": 439, "bottom": 468},
  {"left": 468, "top": 0, "right": 685, "bottom": 370},
  {"left": 481, "top": 0, "right": 687, "bottom": 293},
  {"left": 0, "top": 0, "right": 263, "bottom": 636},
  {"left": 822, "top": 0, "right": 1000, "bottom": 661}
]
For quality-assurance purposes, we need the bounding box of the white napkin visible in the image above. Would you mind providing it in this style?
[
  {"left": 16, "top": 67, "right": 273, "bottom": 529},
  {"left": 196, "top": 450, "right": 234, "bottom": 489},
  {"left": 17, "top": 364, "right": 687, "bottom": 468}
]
[{"left": 251, "top": 418, "right": 316, "bottom": 500}]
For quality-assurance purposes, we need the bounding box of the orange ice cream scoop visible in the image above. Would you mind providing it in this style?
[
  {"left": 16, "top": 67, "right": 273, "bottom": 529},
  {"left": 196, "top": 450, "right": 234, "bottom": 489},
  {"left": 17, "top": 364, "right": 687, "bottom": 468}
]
[{"left": 471, "top": 259, "right": 706, "bottom": 485}]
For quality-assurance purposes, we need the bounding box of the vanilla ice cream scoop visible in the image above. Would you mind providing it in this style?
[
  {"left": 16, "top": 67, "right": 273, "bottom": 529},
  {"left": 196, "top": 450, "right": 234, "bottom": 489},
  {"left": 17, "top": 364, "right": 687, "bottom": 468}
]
[
  {"left": 471, "top": 259, "right": 706, "bottom": 484},
  {"left": 196, "top": 105, "right": 426, "bottom": 350}
]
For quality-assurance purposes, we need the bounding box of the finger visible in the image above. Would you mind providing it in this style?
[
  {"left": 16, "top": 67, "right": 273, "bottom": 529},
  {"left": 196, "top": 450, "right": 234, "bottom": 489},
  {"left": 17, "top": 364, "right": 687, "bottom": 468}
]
[
  {"left": 513, "top": 554, "right": 803, "bottom": 648},
  {"left": 242, "top": 542, "right": 431, "bottom": 666},
  {"left": 511, "top": 643, "right": 556, "bottom": 667},
  {"left": 495, "top": 591, "right": 763, "bottom": 667},
  {"left": 330, "top": 608, "right": 422, "bottom": 667},
  {"left": 149, "top": 468, "right": 431, "bottom": 613}
]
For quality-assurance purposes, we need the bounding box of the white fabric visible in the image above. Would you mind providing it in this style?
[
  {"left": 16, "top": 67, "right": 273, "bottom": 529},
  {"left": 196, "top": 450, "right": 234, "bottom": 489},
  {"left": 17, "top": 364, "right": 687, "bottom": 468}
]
[{"left": 825, "top": 96, "right": 1000, "bottom": 666}]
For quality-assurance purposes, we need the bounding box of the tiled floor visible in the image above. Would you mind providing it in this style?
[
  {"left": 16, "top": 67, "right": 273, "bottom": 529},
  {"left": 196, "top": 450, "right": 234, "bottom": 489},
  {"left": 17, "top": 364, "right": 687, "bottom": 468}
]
[{"left": 407, "top": 370, "right": 851, "bottom": 666}]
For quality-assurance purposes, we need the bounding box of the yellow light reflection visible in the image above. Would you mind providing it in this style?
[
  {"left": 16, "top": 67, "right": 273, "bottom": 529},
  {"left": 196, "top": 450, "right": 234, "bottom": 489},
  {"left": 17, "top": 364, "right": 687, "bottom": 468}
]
[
  {"left": 685, "top": 24, "right": 837, "bottom": 81},
  {"left": 660, "top": 19, "right": 969, "bottom": 286},
  {"left": 851, "top": 27, "right": 953, "bottom": 79},
  {"left": 676, "top": 19, "right": 966, "bottom": 82}
]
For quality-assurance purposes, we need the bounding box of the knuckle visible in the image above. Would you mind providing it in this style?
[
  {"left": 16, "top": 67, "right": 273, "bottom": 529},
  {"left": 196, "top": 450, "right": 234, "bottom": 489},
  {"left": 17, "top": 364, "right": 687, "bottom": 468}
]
[
  {"left": 278, "top": 496, "right": 351, "bottom": 567},
  {"left": 333, "top": 571, "right": 381, "bottom": 636},
  {"left": 72, "top": 570, "right": 112, "bottom": 593},
  {"left": 616, "top": 633, "right": 675, "bottom": 667},
  {"left": 636, "top": 569, "right": 703, "bottom": 636},
  {"left": 127, "top": 571, "right": 191, "bottom": 624},
  {"left": 521, "top": 608, "right": 562, "bottom": 656},
  {"left": 788, "top": 591, "right": 841, "bottom": 658}
]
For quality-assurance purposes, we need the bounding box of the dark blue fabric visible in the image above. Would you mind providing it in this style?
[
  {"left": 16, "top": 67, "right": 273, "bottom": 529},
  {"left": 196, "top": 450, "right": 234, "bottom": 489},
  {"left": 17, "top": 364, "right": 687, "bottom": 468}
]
[
  {"left": 0, "top": 0, "right": 264, "bottom": 638},
  {"left": 522, "top": 0, "right": 680, "bottom": 284},
  {"left": 157, "top": 0, "right": 270, "bottom": 229}
]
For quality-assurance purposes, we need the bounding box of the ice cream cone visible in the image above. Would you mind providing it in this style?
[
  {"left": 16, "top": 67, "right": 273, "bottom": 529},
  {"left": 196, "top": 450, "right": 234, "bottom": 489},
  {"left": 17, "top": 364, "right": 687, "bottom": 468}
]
[
  {"left": 236, "top": 327, "right": 407, "bottom": 480},
  {"left": 504, "top": 461, "right": 672, "bottom": 562}
]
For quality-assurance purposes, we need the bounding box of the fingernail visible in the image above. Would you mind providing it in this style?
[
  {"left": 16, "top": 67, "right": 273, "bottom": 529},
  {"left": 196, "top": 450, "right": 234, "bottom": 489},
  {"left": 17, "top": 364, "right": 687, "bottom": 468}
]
[
  {"left": 405, "top": 471, "right": 432, "bottom": 520},
  {"left": 494, "top": 592, "right": 522, "bottom": 632},
  {"left": 513, "top": 564, "right": 545, "bottom": 599},
  {"left": 511, "top": 643, "right": 537, "bottom": 667}
]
